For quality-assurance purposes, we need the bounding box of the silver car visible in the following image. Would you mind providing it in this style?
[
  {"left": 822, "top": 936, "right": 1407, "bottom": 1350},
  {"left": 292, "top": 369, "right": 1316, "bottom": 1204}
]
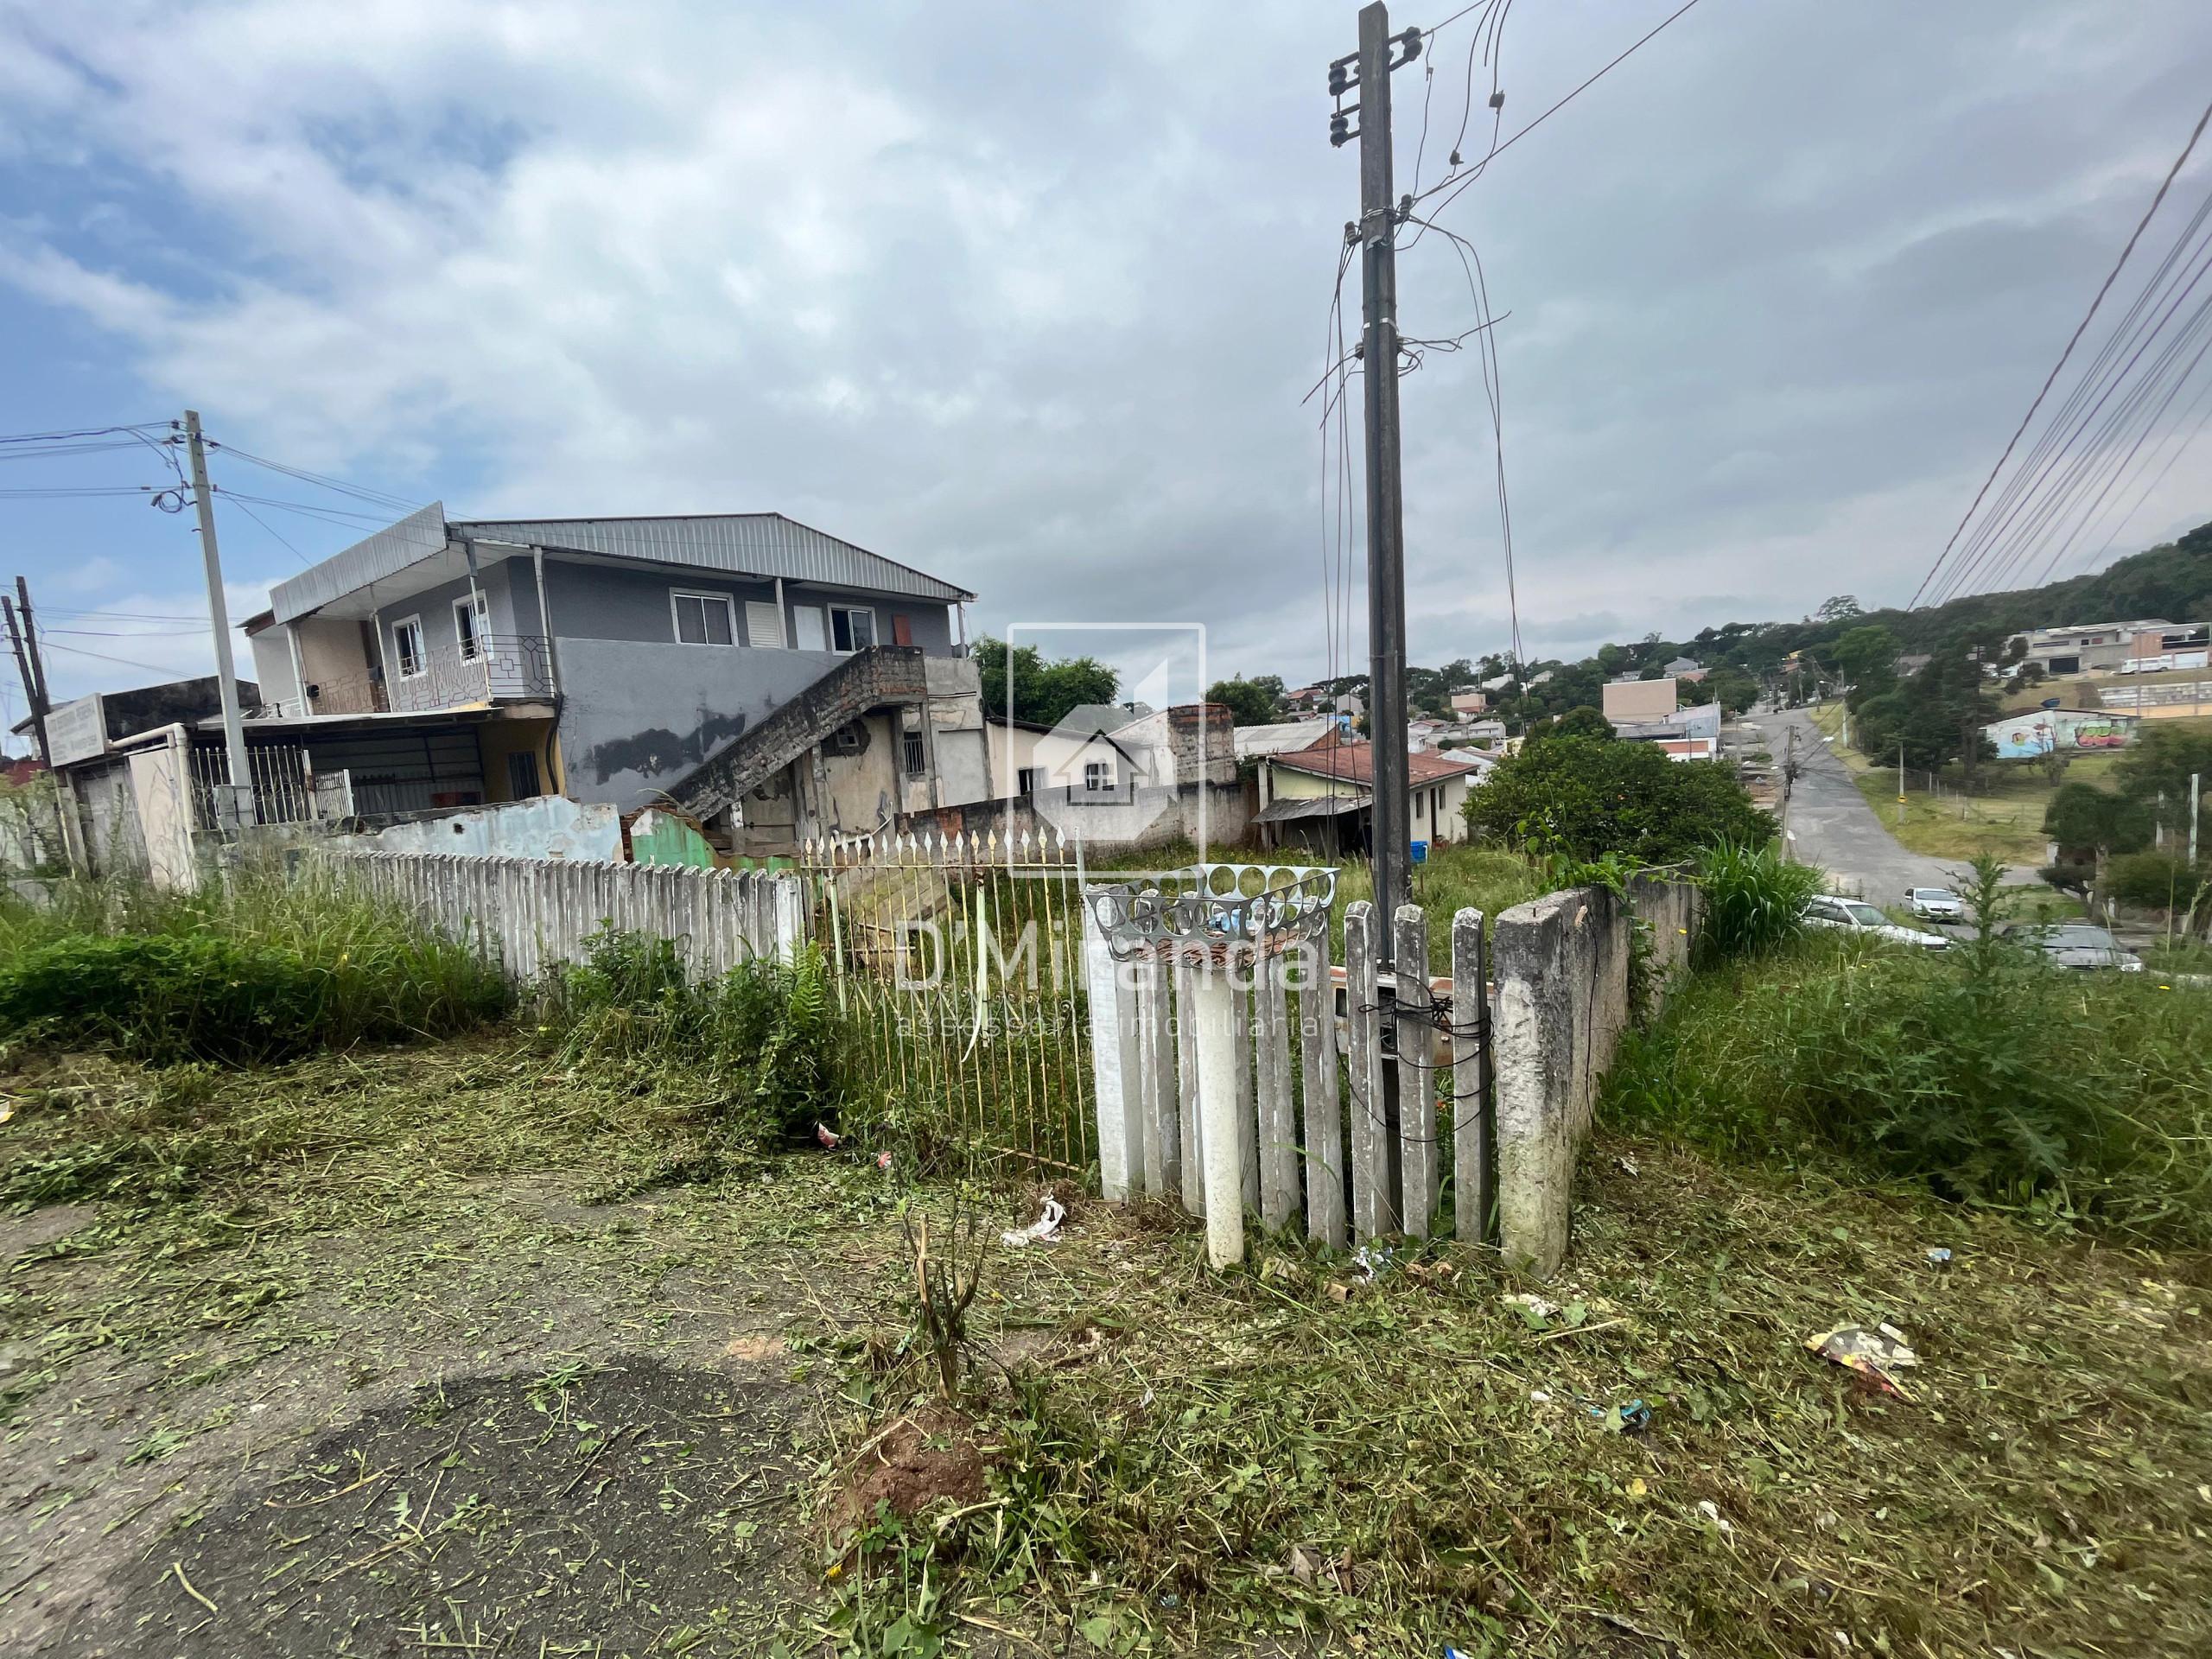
[
  {"left": 2001, "top": 923, "right": 2145, "bottom": 972},
  {"left": 1904, "top": 887, "right": 1967, "bottom": 923},
  {"left": 1804, "top": 895, "right": 1949, "bottom": 949}
]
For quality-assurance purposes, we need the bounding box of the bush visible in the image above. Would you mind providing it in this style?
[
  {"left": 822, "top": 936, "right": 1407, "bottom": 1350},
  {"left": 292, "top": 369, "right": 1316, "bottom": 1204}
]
[
  {"left": 1605, "top": 933, "right": 2212, "bottom": 1244},
  {"left": 1463, "top": 736, "right": 1775, "bottom": 863},
  {"left": 1694, "top": 842, "right": 1822, "bottom": 963},
  {"left": 2105, "top": 850, "right": 2209, "bottom": 910},
  {"left": 0, "top": 934, "right": 330, "bottom": 1065},
  {"left": 542, "top": 931, "right": 842, "bottom": 1147}
]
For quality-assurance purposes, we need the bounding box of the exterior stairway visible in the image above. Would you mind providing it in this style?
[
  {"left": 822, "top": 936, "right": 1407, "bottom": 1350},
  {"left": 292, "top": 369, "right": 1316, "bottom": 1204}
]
[{"left": 665, "top": 645, "right": 928, "bottom": 821}]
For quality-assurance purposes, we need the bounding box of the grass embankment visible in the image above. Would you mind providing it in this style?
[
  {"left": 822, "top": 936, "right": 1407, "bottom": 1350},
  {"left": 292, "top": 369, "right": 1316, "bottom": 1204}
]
[
  {"left": 1609, "top": 931, "right": 2212, "bottom": 1246},
  {"left": 3, "top": 1039, "right": 2208, "bottom": 1656}
]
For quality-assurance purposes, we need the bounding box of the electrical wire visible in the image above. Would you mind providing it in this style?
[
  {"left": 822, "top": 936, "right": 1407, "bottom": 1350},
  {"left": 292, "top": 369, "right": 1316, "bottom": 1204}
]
[
  {"left": 201, "top": 442, "right": 419, "bottom": 513},
  {"left": 32, "top": 632, "right": 193, "bottom": 678},
  {"left": 217, "top": 493, "right": 316, "bottom": 566},
  {"left": 1413, "top": 0, "right": 1701, "bottom": 225},
  {"left": 1913, "top": 97, "right": 2212, "bottom": 607},
  {"left": 0, "top": 422, "right": 166, "bottom": 446}
]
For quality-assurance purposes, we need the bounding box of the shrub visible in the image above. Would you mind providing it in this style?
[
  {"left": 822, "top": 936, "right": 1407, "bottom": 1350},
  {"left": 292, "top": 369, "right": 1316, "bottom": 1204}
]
[
  {"left": 1462, "top": 736, "right": 1775, "bottom": 863},
  {"left": 1694, "top": 842, "right": 1822, "bottom": 963},
  {"left": 0, "top": 934, "right": 328, "bottom": 1065},
  {"left": 542, "top": 931, "right": 843, "bottom": 1147}
]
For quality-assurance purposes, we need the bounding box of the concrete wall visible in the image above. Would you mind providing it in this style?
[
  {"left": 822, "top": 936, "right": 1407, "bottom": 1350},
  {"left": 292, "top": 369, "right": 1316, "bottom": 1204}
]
[
  {"left": 1491, "top": 875, "right": 1701, "bottom": 1276},
  {"left": 1034, "top": 779, "right": 1250, "bottom": 851},
  {"left": 1601, "top": 677, "right": 1679, "bottom": 721},
  {"left": 354, "top": 796, "right": 621, "bottom": 861},
  {"left": 552, "top": 638, "right": 844, "bottom": 809}
]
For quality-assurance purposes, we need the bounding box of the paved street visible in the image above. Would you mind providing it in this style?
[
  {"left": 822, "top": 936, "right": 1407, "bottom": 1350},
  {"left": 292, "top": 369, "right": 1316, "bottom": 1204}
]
[{"left": 1746, "top": 706, "right": 1988, "bottom": 901}]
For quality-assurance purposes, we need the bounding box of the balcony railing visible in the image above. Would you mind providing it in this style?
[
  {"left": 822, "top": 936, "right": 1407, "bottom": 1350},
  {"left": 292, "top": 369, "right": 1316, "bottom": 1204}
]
[{"left": 262, "top": 633, "right": 556, "bottom": 718}]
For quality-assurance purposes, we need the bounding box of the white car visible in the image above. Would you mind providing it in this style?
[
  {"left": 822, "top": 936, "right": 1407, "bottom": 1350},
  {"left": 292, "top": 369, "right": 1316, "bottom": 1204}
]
[
  {"left": 1904, "top": 887, "right": 1967, "bottom": 924},
  {"left": 1804, "top": 895, "right": 1949, "bottom": 949}
]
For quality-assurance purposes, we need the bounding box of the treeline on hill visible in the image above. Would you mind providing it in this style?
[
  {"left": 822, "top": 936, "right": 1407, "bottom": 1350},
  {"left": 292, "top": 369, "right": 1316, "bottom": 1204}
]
[{"left": 1192, "top": 524, "right": 2212, "bottom": 737}]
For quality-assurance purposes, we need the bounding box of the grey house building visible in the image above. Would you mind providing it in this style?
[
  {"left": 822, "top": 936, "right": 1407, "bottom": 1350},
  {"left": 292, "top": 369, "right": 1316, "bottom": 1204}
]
[{"left": 241, "top": 503, "right": 988, "bottom": 853}]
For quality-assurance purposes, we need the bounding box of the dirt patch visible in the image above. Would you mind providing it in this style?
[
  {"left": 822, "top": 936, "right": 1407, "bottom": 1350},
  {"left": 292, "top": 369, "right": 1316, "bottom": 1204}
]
[
  {"left": 0, "top": 1203, "right": 99, "bottom": 1264},
  {"left": 75, "top": 1358, "right": 810, "bottom": 1657},
  {"left": 824, "top": 1407, "right": 988, "bottom": 1539}
]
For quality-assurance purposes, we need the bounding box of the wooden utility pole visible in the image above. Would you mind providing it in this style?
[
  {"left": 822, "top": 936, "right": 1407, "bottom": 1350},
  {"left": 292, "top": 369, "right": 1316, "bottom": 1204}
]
[
  {"left": 182, "top": 410, "right": 256, "bottom": 826},
  {"left": 1332, "top": 1, "right": 1421, "bottom": 964}
]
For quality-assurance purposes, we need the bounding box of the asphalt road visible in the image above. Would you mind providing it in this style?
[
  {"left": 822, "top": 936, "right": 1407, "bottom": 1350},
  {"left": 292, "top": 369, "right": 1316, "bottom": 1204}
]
[{"left": 1746, "top": 706, "right": 1986, "bottom": 902}]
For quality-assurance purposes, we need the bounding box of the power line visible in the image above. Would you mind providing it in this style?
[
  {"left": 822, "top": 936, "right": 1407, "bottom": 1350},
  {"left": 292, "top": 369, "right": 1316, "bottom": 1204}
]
[
  {"left": 1413, "top": 0, "right": 1703, "bottom": 222},
  {"left": 202, "top": 442, "right": 419, "bottom": 512},
  {"left": 32, "top": 632, "right": 194, "bottom": 678},
  {"left": 1912, "top": 97, "right": 2212, "bottom": 607},
  {"left": 0, "top": 422, "right": 166, "bottom": 446},
  {"left": 217, "top": 493, "right": 316, "bottom": 566}
]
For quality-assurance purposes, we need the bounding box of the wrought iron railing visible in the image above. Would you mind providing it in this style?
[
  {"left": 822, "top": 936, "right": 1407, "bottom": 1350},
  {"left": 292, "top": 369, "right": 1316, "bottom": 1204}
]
[{"left": 265, "top": 633, "right": 555, "bottom": 718}]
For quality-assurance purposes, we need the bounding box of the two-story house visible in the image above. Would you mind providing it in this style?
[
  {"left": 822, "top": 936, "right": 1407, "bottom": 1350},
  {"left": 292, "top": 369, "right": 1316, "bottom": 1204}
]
[{"left": 237, "top": 503, "right": 988, "bottom": 855}]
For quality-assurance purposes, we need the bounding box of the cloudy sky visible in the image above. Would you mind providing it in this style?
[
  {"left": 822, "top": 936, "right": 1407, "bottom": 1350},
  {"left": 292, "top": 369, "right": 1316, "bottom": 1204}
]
[{"left": 3, "top": 0, "right": 2209, "bottom": 709}]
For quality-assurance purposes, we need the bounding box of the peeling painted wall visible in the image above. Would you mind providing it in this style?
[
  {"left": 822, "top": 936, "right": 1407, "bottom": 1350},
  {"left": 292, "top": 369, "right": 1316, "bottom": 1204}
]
[{"left": 357, "top": 796, "right": 621, "bottom": 861}]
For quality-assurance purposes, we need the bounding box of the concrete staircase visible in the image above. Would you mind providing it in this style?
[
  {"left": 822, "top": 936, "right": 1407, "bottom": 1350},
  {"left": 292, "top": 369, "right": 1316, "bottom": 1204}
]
[{"left": 667, "top": 645, "right": 928, "bottom": 820}]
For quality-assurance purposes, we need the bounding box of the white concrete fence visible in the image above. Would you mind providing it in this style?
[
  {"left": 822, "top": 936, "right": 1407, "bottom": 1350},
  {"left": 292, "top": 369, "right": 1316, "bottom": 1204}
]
[
  {"left": 1084, "top": 872, "right": 1700, "bottom": 1277},
  {"left": 328, "top": 850, "right": 805, "bottom": 982}
]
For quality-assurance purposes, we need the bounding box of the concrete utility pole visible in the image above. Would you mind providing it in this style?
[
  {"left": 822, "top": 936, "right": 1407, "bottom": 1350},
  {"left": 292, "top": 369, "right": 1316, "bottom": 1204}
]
[
  {"left": 2191, "top": 770, "right": 2202, "bottom": 869},
  {"left": 3, "top": 588, "right": 51, "bottom": 766},
  {"left": 182, "top": 410, "right": 255, "bottom": 827},
  {"left": 1333, "top": 0, "right": 1421, "bottom": 966}
]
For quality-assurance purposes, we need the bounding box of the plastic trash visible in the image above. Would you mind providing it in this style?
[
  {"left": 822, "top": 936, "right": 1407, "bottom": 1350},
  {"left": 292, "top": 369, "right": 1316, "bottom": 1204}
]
[
  {"left": 1591, "top": 1397, "right": 1652, "bottom": 1434},
  {"left": 876, "top": 1149, "right": 893, "bottom": 1170},
  {"left": 815, "top": 1122, "right": 841, "bottom": 1149},
  {"left": 1000, "top": 1197, "right": 1065, "bottom": 1249},
  {"left": 1354, "top": 1243, "right": 1397, "bottom": 1283},
  {"left": 1925, "top": 1247, "right": 1953, "bottom": 1268},
  {"left": 1805, "top": 1323, "right": 1919, "bottom": 1398}
]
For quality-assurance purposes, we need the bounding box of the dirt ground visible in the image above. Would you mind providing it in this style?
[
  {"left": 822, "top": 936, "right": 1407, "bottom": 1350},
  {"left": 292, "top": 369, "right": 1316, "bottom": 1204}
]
[{"left": 4, "top": 1039, "right": 2211, "bottom": 1658}]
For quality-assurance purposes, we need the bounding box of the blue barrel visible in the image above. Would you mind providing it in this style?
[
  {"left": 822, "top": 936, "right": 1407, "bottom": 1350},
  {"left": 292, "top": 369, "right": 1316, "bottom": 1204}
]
[{"left": 1408, "top": 839, "right": 1430, "bottom": 864}]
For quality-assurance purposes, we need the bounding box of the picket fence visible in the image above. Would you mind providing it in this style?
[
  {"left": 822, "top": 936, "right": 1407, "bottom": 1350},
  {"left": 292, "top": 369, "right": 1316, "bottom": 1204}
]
[{"left": 329, "top": 850, "right": 805, "bottom": 981}]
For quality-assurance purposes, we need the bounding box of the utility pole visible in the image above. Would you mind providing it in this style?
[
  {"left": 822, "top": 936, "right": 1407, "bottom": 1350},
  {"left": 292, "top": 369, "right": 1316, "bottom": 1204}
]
[
  {"left": 182, "top": 410, "right": 255, "bottom": 827},
  {"left": 1897, "top": 740, "right": 1906, "bottom": 830},
  {"left": 2191, "top": 770, "right": 2202, "bottom": 870},
  {"left": 1332, "top": 0, "right": 1421, "bottom": 965},
  {"left": 3, "top": 588, "right": 50, "bottom": 766}
]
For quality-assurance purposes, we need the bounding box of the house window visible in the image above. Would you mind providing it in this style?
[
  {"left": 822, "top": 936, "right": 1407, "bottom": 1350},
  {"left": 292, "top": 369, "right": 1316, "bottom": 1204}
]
[
  {"left": 903, "top": 731, "right": 926, "bottom": 776},
  {"left": 1016, "top": 766, "right": 1039, "bottom": 794},
  {"left": 506, "top": 751, "right": 542, "bottom": 798},
  {"left": 829, "top": 723, "right": 863, "bottom": 755},
  {"left": 1084, "top": 760, "right": 1109, "bottom": 792},
  {"left": 830, "top": 606, "right": 877, "bottom": 652},
  {"left": 392, "top": 615, "right": 426, "bottom": 679},
  {"left": 671, "top": 589, "right": 737, "bottom": 646},
  {"left": 453, "top": 591, "right": 489, "bottom": 662}
]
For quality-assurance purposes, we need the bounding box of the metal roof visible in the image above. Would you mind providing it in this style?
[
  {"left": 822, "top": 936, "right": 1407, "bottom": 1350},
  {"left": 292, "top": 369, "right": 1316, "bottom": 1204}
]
[{"left": 269, "top": 505, "right": 974, "bottom": 625}]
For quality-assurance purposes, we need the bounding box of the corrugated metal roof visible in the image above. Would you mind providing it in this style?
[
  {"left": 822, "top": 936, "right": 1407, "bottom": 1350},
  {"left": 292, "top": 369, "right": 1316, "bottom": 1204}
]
[
  {"left": 269, "top": 502, "right": 451, "bottom": 624},
  {"left": 453, "top": 512, "right": 974, "bottom": 603},
  {"left": 270, "top": 506, "right": 974, "bottom": 625}
]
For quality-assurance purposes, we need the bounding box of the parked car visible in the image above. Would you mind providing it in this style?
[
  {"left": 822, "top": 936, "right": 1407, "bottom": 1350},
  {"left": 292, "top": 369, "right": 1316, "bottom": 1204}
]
[
  {"left": 1803, "top": 895, "right": 1949, "bottom": 948},
  {"left": 1904, "top": 887, "right": 1967, "bottom": 923},
  {"left": 1999, "top": 923, "right": 2145, "bottom": 971}
]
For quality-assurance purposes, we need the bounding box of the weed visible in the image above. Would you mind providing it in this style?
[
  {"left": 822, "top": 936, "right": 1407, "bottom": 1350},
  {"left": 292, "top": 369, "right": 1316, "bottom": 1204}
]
[{"left": 1693, "top": 841, "right": 1823, "bottom": 964}]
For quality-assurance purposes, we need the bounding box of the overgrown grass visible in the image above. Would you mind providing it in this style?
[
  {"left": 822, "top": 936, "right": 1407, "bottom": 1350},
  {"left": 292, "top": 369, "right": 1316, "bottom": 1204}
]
[
  {"left": 0, "top": 863, "right": 505, "bottom": 1064},
  {"left": 1606, "top": 930, "right": 2212, "bottom": 1244},
  {"left": 1693, "top": 842, "right": 1821, "bottom": 963},
  {"left": 531, "top": 929, "right": 843, "bottom": 1150}
]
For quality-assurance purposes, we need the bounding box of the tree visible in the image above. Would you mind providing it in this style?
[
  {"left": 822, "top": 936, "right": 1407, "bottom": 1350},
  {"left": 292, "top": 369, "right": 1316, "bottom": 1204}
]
[
  {"left": 2115, "top": 722, "right": 2212, "bottom": 838},
  {"left": 1205, "top": 675, "right": 1286, "bottom": 727},
  {"left": 1833, "top": 624, "right": 1901, "bottom": 700},
  {"left": 1463, "top": 736, "right": 1775, "bottom": 863},
  {"left": 2044, "top": 782, "right": 2153, "bottom": 862},
  {"left": 974, "top": 637, "right": 1117, "bottom": 729},
  {"left": 1703, "top": 665, "right": 1759, "bottom": 716},
  {"left": 1816, "top": 595, "right": 1866, "bottom": 623},
  {"left": 1525, "top": 705, "right": 1615, "bottom": 745}
]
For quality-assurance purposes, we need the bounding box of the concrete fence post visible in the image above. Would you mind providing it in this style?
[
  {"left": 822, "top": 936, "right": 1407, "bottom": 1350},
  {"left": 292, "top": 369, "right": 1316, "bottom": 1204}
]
[
  {"left": 1393, "top": 904, "right": 1437, "bottom": 1237},
  {"left": 1083, "top": 894, "right": 1141, "bottom": 1203}
]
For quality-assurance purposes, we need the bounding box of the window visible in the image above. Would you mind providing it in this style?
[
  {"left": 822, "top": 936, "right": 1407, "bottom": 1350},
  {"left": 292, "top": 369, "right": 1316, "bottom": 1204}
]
[
  {"left": 392, "top": 615, "right": 426, "bottom": 679},
  {"left": 671, "top": 589, "right": 737, "bottom": 645},
  {"left": 506, "top": 751, "right": 542, "bottom": 798},
  {"left": 1016, "top": 766, "right": 1039, "bottom": 795},
  {"left": 829, "top": 723, "right": 863, "bottom": 755},
  {"left": 1084, "top": 760, "right": 1109, "bottom": 792},
  {"left": 830, "top": 605, "right": 877, "bottom": 652},
  {"left": 453, "top": 592, "right": 489, "bottom": 662},
  {"left": 903, "top": 731, "right": 926, "bottom": 777}
]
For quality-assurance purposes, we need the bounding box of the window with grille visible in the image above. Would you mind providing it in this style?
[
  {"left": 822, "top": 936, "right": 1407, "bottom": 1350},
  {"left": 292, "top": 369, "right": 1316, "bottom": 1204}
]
[
  {"left": 1084, "top": 760, "right": 1109, "bottom": 792},
  {"left": 903, "top": 731, "right": 926, "bottom": 776},
  {"left": 671, "top": 590, "right": 737, "bottom": 645}
]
